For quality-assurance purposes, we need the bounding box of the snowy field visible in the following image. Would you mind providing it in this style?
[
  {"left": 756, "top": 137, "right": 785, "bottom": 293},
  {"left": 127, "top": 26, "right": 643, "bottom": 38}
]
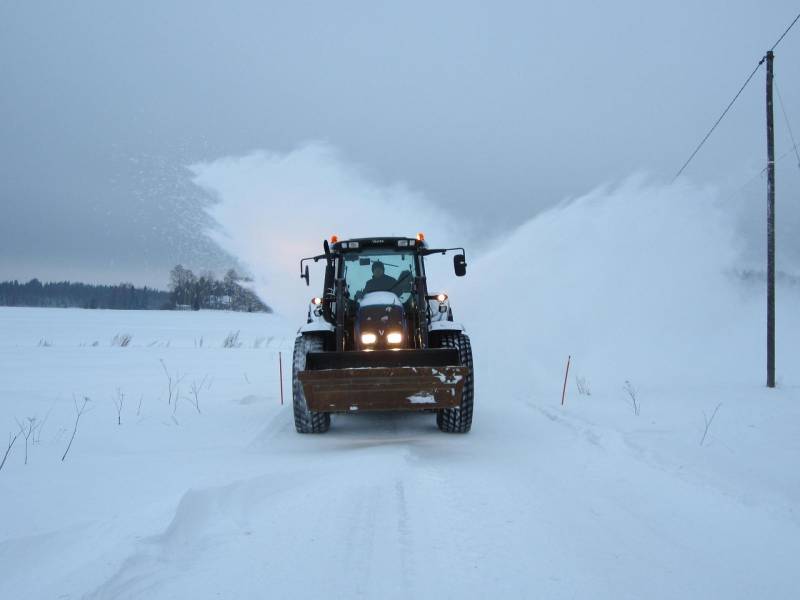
[{"left": 1, "top": 304, "right": 798, "bottom": 599}]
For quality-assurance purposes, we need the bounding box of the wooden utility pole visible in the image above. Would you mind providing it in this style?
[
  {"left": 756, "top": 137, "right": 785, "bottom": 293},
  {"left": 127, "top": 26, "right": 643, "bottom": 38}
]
[{"left": 766, "top": 50, "right": 776, "bottom": 388}]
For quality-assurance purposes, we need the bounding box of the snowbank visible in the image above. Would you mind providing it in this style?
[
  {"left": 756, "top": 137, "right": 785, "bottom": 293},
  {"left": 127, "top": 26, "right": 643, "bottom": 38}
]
[{"left": 457, "top": 175, "right": 799, "bottom": 392}]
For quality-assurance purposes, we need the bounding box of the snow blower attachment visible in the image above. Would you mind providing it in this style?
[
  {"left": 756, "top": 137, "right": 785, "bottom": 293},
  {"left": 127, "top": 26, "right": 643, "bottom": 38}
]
[{"left": 292, "top": 236, "right": 474, "bottom": 433}]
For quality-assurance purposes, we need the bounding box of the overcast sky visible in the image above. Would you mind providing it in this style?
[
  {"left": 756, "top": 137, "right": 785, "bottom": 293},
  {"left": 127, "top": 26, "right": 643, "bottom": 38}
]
[{"left": 1, "top": 1, "right": 799, "bottom": 287}]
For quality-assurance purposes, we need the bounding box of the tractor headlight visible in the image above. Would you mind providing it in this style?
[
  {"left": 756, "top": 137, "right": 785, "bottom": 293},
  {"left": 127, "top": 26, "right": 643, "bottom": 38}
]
[
  {"left": 361, "top": 332, "right": 377, "bottom": 345},
  {"left": 386, "top": 332, "right": 403, "bottom": 344}
]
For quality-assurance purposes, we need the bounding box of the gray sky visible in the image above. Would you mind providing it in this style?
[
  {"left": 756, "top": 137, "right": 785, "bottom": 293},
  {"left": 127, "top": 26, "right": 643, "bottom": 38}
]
[{"left": 1, "top": 1, "right": 799, "bottom": 287}]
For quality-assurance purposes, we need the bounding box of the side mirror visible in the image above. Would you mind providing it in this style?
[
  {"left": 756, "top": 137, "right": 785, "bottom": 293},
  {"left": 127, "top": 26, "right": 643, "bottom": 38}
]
[
  {"left": 302, "top": 264, "right": 310, "bottom": 286},
  {"left": 454, "top": 254, "right": 467, "bottom": 277}
]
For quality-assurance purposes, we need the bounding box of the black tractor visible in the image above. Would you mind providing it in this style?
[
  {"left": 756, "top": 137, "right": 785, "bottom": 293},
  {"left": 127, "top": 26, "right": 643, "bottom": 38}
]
[{"left": 293, "top": 234, "right": 474, "bottom": 433}]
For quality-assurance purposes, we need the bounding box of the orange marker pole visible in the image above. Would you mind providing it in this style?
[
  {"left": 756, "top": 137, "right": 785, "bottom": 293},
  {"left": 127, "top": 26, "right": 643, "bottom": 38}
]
[
  {"left": 278, "top": 351, "right": 284, "bottom": 405},
  {"left": 561, "top": 355, "right": 571, "bottom": 406}
]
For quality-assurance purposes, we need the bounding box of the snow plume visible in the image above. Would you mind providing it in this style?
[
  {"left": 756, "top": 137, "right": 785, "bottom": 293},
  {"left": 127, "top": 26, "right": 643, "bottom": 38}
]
[
  {"left": 191, "top": 143, "right": 460, "bottom": 317},
  {"left": 458, "top": 175, "right": 798, "bottom": 390},
  {"left": 194, "top": 144, "right": 796, "bottom": 389}
]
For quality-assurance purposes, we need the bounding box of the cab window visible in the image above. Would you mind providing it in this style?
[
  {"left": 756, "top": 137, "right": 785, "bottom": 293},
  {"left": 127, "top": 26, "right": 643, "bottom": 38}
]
[{"left": 342, "top": 251, "right": 416, "bottom": 300}]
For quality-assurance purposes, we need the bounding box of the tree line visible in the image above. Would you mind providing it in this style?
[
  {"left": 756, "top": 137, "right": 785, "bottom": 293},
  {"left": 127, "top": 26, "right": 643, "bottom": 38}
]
[
  {"left": 167, "top": 266, "right": 269, "bottom": 312},
  {"left": 0, "top": 267, "right": 270, "bottom": 312},
  {"left": 0, "top": 279, "right": 169, "bottom": 310}
]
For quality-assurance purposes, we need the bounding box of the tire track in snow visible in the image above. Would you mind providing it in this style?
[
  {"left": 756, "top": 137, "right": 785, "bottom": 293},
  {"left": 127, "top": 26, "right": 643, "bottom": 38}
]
[
  {"left": 85, "top": 469, "right": 314, "bottom": 599},
  {"left": 393, "top": 479, "right": 413, "bottom": 594},
  {"left": 86, "top": 423, "right": 425, "bottom": 599}
]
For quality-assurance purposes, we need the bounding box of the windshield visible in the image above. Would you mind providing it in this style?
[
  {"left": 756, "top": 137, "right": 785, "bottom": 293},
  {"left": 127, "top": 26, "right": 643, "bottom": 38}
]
[{"left": 342, "top": 250, "right": 417, "bottom": 301}]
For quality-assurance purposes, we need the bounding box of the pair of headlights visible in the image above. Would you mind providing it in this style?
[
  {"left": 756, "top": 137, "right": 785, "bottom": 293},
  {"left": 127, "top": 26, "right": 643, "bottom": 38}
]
[{"left": 361, "top": 332, "right": 402, "bottom": 345}]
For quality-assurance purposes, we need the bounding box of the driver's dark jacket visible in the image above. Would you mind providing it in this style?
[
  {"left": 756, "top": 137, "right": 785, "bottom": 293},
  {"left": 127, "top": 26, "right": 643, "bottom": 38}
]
[{"left": 363, "top": 274, "right": 398, "bottom": 294}]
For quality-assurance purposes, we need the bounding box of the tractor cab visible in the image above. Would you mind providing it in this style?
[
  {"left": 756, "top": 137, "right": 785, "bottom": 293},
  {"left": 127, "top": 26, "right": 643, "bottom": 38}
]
[{"left": 301, "top": 235, "right": 466, "bottom": 351}]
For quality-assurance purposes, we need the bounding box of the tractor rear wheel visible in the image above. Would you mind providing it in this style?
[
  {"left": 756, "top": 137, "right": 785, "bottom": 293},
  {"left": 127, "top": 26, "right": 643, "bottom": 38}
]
[
  {"left": 435, "top": 332, "right": 474, "bottom": 433},
  {"left": 292, "top": 334, "right": 331, "bottom": 433}
]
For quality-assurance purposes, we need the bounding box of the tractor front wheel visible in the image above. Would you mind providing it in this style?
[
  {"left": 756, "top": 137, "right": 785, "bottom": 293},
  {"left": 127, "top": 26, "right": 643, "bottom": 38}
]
[
  {"left": 435, "top": 332, "right": 474, "bottom": 433},
  {"left": 292, "top": 334, "right": 331, "bottom": 433}
]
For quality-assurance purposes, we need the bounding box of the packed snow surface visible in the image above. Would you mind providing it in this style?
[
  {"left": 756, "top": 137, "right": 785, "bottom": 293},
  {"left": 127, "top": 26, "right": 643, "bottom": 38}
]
[
  {"left": 406, "top": 392, "right": 436, "bottom": 404},
  {"left": 358, "top": 291, "right": 403, "bottom": 307}
]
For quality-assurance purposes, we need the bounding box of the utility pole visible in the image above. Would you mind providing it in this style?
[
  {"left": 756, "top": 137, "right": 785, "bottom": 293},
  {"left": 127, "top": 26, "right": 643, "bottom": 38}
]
[{"left": 766, "top": 50, "right": 776, "bottom": 388}]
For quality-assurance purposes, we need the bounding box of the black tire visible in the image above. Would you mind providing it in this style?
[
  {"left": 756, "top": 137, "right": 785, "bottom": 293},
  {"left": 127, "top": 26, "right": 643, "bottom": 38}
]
[
  {"left": 292, "top": 334, "right": 331, "bottom": 433},
  {"left": 435, "top": 332, "right": 474, "bottom": 433}
]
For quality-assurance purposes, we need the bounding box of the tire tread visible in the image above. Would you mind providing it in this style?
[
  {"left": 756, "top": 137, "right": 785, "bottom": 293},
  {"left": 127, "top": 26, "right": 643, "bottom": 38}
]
[
  {"left": 435, "top": 332, "right": 474, "bottom": 433},
  {"left": 292, "top": 334, "right": 331, "bottom": 433}
]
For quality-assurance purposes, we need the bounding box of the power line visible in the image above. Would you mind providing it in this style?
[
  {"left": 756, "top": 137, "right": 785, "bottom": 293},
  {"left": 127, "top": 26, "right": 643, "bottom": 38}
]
[
  {"left": 673, "top": 10, "right": 800, "bottom": 181},
  {"left": 770, "top": 11, "right": 800, "bottom": 51},
  {"left": 775, "top": 82, "right": 800, "bottom": 168},
  {"left": 725, "top": 143, "right": 799, "bottom": 202},
  {"left": 673, "top": 59, "right": 764, "bottom": 181}
]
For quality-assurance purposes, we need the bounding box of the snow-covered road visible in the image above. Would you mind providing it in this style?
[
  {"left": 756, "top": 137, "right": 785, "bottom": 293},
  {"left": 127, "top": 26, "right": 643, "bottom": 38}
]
[{"left": 88, "top": 400, "right": 798, "bottom": 600}]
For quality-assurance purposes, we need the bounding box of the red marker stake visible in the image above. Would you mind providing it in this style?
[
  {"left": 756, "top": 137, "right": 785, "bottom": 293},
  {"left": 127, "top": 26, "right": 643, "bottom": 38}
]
[
  {"left": 278, "top": 351, "right": 284, "bottom": 405},
  {"left": 561, "top": 355, "right": 571, "bottom": 406}
]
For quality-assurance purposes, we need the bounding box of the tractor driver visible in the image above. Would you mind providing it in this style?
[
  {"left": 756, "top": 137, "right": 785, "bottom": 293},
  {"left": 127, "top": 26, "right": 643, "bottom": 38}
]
[{"left": 363, "top": 260, "right": 397, "bottom": 294}]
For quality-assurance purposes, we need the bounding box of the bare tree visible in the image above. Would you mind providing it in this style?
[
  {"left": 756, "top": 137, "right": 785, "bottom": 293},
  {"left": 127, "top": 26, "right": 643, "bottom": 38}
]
[
  {"left": 62, "top": 396, "right": 90, "bottom": 462},
  {"left": 136, "top": 394, "right": 144, "bottom": 417},
  {"left": 113, "top": 388, "right": 125, "bottom": 425},
  {"left": 187, "top": 375, "right": 208, "bottom": 414},
  {"left": 700, "top": 403, "right": 723, "bottom": 446},
  {"left": 34, "top": 404, "right": 55, "bottom": 445},
  {"left": 171, "top": 378, "right": 185, "bottom": 419},
  {"left": 623, "top": 380, "right": 640, "bottom": 416},
  {"left": 171, "top": 388, "right": 181, "bottom": 424},
  {"left": 169, "top": 264, "right": 197, "bottom": 307},
  {"left": 0, "top": 430, "right": 21, "bottom": 472},
  {"left": 15, "top": 417, "right": 37, "bottom": 465},
  {"left": 160, "top": 359, "right": 185, "bottom": 405}
]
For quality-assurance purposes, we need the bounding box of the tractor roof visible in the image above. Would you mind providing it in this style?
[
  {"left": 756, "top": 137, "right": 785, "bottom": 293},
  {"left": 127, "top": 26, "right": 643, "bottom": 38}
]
[{"left": 331, "top": 236, "right": 428, "bottom": 251}]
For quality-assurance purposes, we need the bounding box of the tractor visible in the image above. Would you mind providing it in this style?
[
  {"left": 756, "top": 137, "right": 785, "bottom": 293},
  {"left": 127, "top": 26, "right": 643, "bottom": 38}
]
[{"left": 293, "top": 234, "right": 474, "bottom": 433}]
